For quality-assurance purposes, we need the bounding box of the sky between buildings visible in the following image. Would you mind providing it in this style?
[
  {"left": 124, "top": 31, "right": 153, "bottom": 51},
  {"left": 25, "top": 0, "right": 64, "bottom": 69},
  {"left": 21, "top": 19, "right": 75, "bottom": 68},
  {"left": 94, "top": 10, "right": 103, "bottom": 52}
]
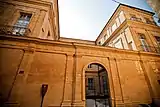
[{"left": 58, "top": 0, "right": 155, "bottom": 41}]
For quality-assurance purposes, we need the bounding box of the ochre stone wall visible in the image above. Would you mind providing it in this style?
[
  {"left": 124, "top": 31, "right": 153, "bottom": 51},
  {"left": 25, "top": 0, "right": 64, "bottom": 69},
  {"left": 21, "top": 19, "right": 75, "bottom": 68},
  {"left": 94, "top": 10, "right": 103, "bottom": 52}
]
[
  {"left": 0, "top": 35, "right": 160, "bottom": 107},
  {"left": 0, "top": 48, "right": 24, "bottom": 104},
  {"left": 1, "top": 0, "right": 160, "bottom": 107},
  {"left": 116, "top": 60, "right": 150, "bottom": 104}
]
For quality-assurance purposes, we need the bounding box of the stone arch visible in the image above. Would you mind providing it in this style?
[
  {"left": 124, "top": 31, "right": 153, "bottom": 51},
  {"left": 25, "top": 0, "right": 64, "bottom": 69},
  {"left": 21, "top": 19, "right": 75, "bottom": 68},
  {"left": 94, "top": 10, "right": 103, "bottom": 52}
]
[
  {"left": 82, "top": 61, "right": 109, "bottom": 74},
  {"left": 82, "top": 60, "right": 112, "bottom": 107}
]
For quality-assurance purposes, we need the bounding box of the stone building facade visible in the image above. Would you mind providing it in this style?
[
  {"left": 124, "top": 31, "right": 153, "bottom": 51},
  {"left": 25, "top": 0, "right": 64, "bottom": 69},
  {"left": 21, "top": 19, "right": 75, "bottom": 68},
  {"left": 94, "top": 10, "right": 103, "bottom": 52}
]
[
  {"left": 0, "top": 0, "right": 160, "bottom": 107},
  {"left": 96, "top": 4, "right": 160, "bottom": 53}
]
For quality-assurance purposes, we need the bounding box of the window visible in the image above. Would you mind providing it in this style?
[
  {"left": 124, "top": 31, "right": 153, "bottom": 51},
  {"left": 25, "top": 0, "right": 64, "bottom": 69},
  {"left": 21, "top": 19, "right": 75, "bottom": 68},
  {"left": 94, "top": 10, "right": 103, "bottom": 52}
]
[
  {"left": 155, "top": 36, "right": 160, "bottom": 46},
  {"left": 102, "top": 76, "right": 107, "bottom": 94},
  {"left": 13, "top": 12, "right": 32, "bottom": 35},
  {"left": 116, "top": 17, "right": 120, "bottom": 27},
  {"left": 144, "top": 17, "right": 153, "bottom": 24},
  {"left": 114, "top": 38, "right": 124, "bottom": 49},
  {"left": 109, "top": 27, "right": 112, "bottom": 35},
  {"left": 130, "top": 14, "right": 137, "bottom": 20},
  {"left": 119, "top": 11, "right": 125, "bottom": 23},
  {"left": 130, "top": 14, "right": 142, "bottom": 22},
  {"left": 15, "top": 13, "right": 32, "bottom": 27},
  {"left": 107, "top": 29, "right": 110, "bottom": 37},
  {"left": 88, "top": 78, "right": 94, "bottom": 90},
  {"left": 112, "top": 23, "right": 117, "bottom": 33},
  {"left": 139, "top": 33, "right": 150, "bottom": 52},
  {"left": 88, "top": 64, "right": 92, "bottom": 68}
]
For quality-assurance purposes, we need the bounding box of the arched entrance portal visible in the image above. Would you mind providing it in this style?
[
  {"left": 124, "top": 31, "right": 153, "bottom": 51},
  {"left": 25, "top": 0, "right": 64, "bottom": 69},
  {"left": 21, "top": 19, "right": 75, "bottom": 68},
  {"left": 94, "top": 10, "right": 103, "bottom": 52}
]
[{"left": 85, "top": 63, "right": 111, "bottom": 107}]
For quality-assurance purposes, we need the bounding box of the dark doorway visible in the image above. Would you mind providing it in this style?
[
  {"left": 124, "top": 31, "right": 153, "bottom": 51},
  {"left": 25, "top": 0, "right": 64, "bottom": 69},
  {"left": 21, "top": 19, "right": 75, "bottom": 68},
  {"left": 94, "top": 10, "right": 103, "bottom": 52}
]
[{"left": 85, "top": 63, "right": 111, "bottom": 107}]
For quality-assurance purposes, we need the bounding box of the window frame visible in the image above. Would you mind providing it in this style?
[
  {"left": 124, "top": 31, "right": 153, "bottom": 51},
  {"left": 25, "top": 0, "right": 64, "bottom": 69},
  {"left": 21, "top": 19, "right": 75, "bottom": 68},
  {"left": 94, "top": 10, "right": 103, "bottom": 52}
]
[
  {"left": 138, "top": 33, "right": 150, "bottom": 52},
  {"left": 88, "top": 64, "right": 92, "bottom": 68},
  {"left": 119, "top": 11, "right": 126, "bottom": 23},
  {"left": 114, "top": 38, "right": 124, "bottom": 49},
  {"left": 15, "top": 12, "right": 32, "bottom": 28},
  {"left": 88, "top": 78, "right": 94, "bottom": 90},
  {"left": 12, "top": 12, "right": 32, "bottom": 36}
]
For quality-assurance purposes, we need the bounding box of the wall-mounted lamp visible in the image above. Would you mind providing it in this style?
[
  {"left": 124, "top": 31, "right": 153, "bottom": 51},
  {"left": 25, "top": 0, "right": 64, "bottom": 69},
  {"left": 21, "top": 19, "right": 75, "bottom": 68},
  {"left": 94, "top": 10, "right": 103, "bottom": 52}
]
[{"left": 40, "top": 84, "right": 48, "bottom": 107}]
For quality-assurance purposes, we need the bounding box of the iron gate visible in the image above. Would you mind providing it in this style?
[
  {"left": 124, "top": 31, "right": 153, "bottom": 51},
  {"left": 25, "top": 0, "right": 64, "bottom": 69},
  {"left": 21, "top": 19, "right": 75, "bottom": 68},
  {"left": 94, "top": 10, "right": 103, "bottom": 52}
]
[{"left": 85, "top": 70, "right": 111, "bottom": 107}]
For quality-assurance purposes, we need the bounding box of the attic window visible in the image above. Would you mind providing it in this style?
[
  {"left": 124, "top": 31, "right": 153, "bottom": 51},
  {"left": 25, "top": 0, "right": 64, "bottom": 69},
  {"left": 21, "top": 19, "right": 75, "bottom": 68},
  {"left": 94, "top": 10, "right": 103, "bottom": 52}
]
[
  {"left": 130, "top": 14, "right": 137, "bottom": 20},
  {"left": 130, "top": 14, "right": 142, "bottom": 21},
  {"left": 144, "top": 17, "right": 153, "bottom": 24}
]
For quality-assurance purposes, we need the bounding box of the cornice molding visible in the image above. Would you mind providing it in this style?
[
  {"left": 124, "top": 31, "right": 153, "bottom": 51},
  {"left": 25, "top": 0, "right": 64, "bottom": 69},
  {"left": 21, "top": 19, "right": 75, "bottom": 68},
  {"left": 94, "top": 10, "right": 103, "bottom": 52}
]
[
  {"left": 127, "top": 20, "right": 160, "bottom": 32},
  {"left": 0, "top": 35, "right": 160, "bottom": 58},
  {"left": 0, "top": 0, "right": 53, "bottom": 10},
  {"left": 12, "top": 0, "right": 52, "bottom": 6}
]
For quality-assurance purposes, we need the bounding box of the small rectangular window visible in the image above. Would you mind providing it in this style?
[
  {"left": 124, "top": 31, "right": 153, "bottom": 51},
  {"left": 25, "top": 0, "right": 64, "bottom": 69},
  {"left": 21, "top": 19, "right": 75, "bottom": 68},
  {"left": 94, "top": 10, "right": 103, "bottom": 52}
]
[
  {"left": 116, "top": 17, "right": 120, "bottom": 27},
  {"left": 102, "top": 76, "right": 107, "bottom": 94},
  {"left": 109, "top": 27, "right": 112, "bottom": 35},
  {"left": 88, "top": 78, "right": 94, "bottom": 90},
  {"left": 112, "top": 23, "right": 117, "bottom": 33},
  {"left": 138, "top": 33, "right": 150, "bottom": 52},
  {"left": 88, "top": 64, "right": 92, "bottom": 68},
  {"left": 107, "top": 29, "right": 110, "bottom": 37},
  {"left": 119, "top": 11, "right": 125, "bottom": 23},
  {"left": 114, "top": 38, "right": 124, "bottom": 49},
  {"left": 15, "top": 12, "right": 32, "bottom": 27}
]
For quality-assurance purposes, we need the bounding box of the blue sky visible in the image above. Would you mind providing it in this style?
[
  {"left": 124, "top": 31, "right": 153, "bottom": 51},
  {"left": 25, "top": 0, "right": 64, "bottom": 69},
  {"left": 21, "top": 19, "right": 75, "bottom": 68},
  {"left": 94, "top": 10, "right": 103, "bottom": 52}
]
[{"left": 58, "top": 0, "right": 154, "bottom": 41}]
